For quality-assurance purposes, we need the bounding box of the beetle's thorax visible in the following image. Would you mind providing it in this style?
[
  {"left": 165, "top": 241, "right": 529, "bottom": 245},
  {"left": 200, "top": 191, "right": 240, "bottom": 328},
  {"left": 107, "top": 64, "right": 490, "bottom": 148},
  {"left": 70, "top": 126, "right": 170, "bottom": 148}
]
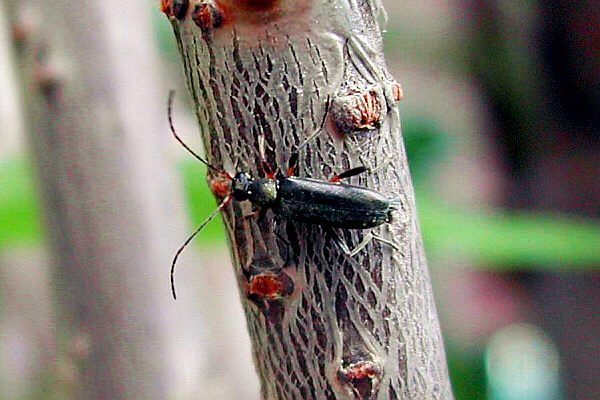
[
  {"left": 249, "top": 178, "right": 278, "bottom": 207},
  {"left": 231, "top": 172, "right": 278, "bottom": 207}
]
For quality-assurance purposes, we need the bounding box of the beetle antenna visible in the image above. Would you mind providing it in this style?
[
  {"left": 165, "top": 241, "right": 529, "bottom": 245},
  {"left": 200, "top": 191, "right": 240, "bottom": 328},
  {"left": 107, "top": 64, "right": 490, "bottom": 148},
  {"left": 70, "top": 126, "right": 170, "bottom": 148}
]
[
  {"left": 257, "top": 134, "right": 275, "bottom": 179},
  {"left": 168, "top": 90, "right": 221, "bottom": 174},
  {"left": 171, "top": 195, "right": 232, "bottom": 299},
  {"left": 297, "top": 95, "right": 332, "bottom": 150}
]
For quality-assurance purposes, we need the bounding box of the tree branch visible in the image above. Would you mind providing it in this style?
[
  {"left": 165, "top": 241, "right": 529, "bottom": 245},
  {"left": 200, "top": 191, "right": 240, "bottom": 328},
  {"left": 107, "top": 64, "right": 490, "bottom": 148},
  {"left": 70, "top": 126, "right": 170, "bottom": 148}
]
[{"left": 165, "top": 0, "right": 452, "bottom": 398}]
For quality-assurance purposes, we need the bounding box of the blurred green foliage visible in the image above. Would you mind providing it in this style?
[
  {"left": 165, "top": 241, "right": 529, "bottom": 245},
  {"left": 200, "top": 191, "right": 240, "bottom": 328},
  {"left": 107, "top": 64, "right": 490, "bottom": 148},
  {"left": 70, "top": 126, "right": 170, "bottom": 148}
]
[
  {"left": 419, "top": 193, "right": 600, "bottom": 269},
  {"left": 0, "top": 157, "right": 42, "bottom": 248},
  {"left": 152, "top": 10, "right": 178, "bottom": 60},
  {"left": 402, "top": 115, "right": 450, "bottom": 182},
  {"left": 447, "top": 348, "right": 487, "bottom": 400},
  {"left": 180, "top": 160, "right": 226, "bottom": 247}
]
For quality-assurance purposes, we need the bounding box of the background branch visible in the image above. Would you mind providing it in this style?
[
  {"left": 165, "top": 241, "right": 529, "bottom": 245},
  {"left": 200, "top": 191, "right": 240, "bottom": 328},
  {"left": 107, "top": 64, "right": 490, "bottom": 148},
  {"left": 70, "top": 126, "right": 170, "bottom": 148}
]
[{"left": 3, "top": 1, "right": 182, "bottom": 397}]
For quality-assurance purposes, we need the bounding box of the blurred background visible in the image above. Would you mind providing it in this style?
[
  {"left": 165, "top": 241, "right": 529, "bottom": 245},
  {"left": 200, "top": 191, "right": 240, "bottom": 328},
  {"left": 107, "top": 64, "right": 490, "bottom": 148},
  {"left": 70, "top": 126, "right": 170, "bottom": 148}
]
[{"left": 1, "top": 0, "right": 599, "bottom": 399}]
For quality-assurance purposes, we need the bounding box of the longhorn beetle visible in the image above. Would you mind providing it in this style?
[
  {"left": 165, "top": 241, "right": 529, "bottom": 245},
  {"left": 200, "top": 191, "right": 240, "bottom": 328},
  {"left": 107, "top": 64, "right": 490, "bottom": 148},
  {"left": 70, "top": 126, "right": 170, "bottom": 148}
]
[{"left": 168, "top": 91, "right": 398, "bottom": 299}]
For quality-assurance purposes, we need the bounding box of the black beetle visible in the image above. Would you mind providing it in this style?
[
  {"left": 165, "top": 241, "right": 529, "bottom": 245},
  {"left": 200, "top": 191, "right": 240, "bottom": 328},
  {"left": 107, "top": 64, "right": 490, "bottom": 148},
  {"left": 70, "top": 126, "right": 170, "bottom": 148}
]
[
  {"left": 168, "top": 91, "right": 398, "bottom": 299},
  {"left": 231, "top": 169, "right": 395, "bottom": 229}
]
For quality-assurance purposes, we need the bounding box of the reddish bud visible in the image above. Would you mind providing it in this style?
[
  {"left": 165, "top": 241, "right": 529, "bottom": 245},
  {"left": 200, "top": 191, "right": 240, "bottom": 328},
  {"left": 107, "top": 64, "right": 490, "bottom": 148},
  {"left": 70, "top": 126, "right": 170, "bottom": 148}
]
[
  {"left": 171, "top": 0, "right": 190, "bottom": 20},
  {"left": 391, "top": 82, "right": 404, "bottom": 102},
  {"left": 209, "top": 174, "right": 231, "bottom": 198},
  {"left": 192, "top": 3, "right": 225, "bottom": 33},
  {"left": 330, "top": 90, "right": 382, "bottom": 134},
  {"left": 160, "top": 0, "right": 189, "bottom": 20},
  {"left": 338, "top": 360, "right": 382, "bottom": 398},
  {"left": 247, "top": 273, "right": 283, "bottom": 299},
  {"left": 160, "top": 0, "right": 170, "bottom": 16}
]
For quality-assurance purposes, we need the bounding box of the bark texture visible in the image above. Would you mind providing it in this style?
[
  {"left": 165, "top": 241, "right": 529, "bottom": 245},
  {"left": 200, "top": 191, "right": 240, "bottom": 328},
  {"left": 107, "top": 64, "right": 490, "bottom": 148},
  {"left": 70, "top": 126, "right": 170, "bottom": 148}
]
[
  {"left": 4, "top": 1, "right": 177, "bottom": 398},
  {"left": 167, "top": 0, "right": 452, "bottom": 398}
]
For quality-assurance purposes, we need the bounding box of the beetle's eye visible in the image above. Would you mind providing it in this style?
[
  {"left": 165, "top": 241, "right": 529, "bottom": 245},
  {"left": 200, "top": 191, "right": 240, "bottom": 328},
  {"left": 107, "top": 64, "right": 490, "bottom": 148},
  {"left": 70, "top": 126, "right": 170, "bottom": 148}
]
[{"left": 232, "top": 173, "right": 251, "bottom": 201}]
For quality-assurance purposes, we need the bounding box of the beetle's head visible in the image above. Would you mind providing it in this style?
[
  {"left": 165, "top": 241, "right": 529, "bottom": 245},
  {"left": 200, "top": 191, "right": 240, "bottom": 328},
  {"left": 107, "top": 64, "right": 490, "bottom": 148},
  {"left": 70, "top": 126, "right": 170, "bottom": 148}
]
[{"left": 232, "top": 172, "right": 252, "bottom": 201}]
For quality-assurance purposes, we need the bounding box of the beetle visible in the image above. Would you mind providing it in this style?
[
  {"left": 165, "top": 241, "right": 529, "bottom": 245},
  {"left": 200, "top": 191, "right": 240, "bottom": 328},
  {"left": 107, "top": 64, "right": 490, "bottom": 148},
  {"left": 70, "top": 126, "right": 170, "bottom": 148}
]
[
  {"left": 168, "top": 91, "right": 398, "bottom": 299},
  {"left": 231, "top": 154, "right": 395, "bottom": 229}
]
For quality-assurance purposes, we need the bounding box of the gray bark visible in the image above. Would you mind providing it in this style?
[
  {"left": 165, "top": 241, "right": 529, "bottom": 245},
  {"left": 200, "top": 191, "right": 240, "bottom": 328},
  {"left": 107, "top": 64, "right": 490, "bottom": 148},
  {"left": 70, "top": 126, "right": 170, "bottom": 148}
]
[
  {"left": 167, "top": 0, "right": 452, "bottom": 398},
  {"left": 4, "top": 1, "right": 178, "bottom": 398}
]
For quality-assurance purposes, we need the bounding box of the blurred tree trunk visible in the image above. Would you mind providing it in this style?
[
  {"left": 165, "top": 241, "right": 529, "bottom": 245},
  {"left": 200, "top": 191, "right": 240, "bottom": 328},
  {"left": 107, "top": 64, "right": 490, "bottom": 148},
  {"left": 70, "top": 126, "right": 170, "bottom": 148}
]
[
  {"left": 165, "top": 0, "right": 452, "bottom": 398},
  {"left": 3, "top": 1, "right": 178, "bottom": 398},
  {"left": 460, "top": 1, "right": 600, "bottom": 398}
]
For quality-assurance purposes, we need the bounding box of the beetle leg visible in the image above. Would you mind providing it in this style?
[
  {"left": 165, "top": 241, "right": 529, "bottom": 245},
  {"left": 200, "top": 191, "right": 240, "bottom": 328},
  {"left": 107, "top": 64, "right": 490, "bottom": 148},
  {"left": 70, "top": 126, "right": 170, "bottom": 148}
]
[
  {"left": 331, "top": 230, "right": 399, "bottom": 258},
  {"left": 297, "top": 95, "right": 332, "bottom": 149},
  {"left": 347, "top": 36, "right": 381, "bottom": 85},
  {"left": 287, "top": 152, "right": 299, "bottom": 177},
  {"left": 329, "top": 229, "right": 370, "bottom": 257},
  {"left": 243, "top": 210, "right": 260, "bottom": 219},
  {"left": 329, "top": 229, "right": 352, "bottom": 256},
  {"left": 257, "top": 135, "right": 275, "bottom": 179},
  {"left": 243, "top": 207, "right": 269, "bottom": 224},
  {"left": 330, "top": 166, "right": 368, "bottom": 183},
  {"left": 347, "top": 233, "right": 374, "bottom": 257},
  {"left": 257, "top": 207, "right": 268, "bottom": 223},
  {"left": 347, "top": 234, "right": 370, "bottom": 257},
  {"left": 297, "top": 126, "right": 325, "bottom": 150},
  {"left": 371, "top": 233, "right": 400, "bottom": 253},
  {"left": 368, "top": 154, "right": 394, "bottom": 173}
]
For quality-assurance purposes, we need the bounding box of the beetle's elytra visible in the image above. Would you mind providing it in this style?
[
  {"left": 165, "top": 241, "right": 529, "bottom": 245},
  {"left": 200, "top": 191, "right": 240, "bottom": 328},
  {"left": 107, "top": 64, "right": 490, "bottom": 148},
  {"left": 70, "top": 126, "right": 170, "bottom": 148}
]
[{"left": 273, "top": 176, "right": 394, "bottom": 229}]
